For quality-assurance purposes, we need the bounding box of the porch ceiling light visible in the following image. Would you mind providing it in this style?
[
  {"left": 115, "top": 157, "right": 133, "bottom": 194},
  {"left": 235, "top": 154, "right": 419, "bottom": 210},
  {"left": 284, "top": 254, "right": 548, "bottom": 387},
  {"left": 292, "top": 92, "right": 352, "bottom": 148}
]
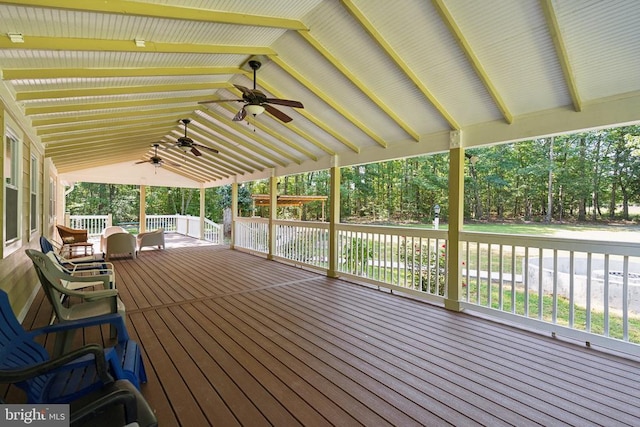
[
  {"left": 179, "top": 144, "right": 191, "bottom": 152},
  {"left": 245, "top": 104, "right": 265, "bottom": 117},
  {"left": 8, "top": 33, "right": 24, "bottom": 43}
]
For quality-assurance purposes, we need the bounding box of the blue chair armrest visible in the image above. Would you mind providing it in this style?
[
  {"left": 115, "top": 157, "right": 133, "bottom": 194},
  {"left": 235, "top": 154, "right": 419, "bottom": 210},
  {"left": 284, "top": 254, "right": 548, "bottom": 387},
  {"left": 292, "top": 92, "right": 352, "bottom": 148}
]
[
  {"left": 0, "top": 344, "right": 112, "bottom": 385},
  {"left": 28, "top": 313, "right": 130, "bottom": 343}
]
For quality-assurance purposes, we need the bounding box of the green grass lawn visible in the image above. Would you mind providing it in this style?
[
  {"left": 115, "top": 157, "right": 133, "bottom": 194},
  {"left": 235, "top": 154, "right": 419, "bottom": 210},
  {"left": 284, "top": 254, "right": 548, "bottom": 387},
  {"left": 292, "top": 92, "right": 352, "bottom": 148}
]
[{"left": 403, "top": 221, "right": 640, "bottom": 237}]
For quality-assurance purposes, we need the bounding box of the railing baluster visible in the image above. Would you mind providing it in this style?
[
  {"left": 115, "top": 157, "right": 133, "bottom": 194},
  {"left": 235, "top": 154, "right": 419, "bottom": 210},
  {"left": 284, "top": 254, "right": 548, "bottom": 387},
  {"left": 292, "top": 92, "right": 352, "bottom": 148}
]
[
  {"left": 623, "top": 256, "right": 629, "bottom": 341},
  {"left": 510, "top": 245, "right": 516, "bottom": 314},
  {"left": 569, "top": 251, "right": 575, "bottom": 328},
  {"left": 604, "top": 254, "right": 610, "bottom": 337},
  {"left": 498, "top": 245, "right": 504, "bottom": 310}
]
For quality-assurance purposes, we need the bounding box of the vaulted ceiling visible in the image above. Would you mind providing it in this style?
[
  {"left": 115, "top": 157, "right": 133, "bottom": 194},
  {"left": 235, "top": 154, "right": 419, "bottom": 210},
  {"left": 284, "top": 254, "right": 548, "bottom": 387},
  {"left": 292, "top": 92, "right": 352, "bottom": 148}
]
[{"left": 1, "top": 0, "right": 639, "bottom": 188}]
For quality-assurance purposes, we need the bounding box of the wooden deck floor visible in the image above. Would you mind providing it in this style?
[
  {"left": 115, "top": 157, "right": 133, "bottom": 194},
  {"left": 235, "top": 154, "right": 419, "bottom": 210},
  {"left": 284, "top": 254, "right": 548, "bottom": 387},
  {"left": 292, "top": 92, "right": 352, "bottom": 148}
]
[{"left": 9, "top": 242, "right": 640, "bottom": 426}]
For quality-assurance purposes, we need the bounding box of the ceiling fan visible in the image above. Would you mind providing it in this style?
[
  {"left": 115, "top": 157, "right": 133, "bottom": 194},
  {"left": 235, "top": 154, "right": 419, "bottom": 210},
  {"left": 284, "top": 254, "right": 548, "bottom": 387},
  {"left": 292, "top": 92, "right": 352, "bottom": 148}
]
[
  {"left": 173, "top": 119, "right": 219, "bottom": 156},
  {"left": 199, "top": 60, "right": 304, "bottom": 123},
  {"left": 135, "top": 144, "right": 180, "bottom": 169}
]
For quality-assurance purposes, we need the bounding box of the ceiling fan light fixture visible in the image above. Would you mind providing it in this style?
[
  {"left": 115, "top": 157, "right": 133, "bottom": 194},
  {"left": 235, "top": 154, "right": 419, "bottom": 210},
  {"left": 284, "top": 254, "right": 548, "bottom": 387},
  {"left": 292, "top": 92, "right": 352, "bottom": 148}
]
[
  {"left": 178, "top": 145, "right": 191, "bottom": 152},
  {"left": 245, "top": 104, "right": 265, "bottom": 116}
]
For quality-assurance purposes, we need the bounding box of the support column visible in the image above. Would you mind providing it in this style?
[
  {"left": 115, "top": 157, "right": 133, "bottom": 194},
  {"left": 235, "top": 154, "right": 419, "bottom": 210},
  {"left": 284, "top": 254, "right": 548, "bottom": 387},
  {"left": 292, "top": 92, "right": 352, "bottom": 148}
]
[
  {"left": 199, "top": 186, "right": 205, "bottom": 240},
  {"left": 328, "top": 157, "right": 340, "bottom": 278},
  {"left": 267, "top": 174, "right": 277, "bottom": 260},
  {"left": 230, "top": 181, "right": 238, "bottom": 250},
  {"left": 445, "top": 131, "right": 465, "bottom": 312},
  {"left": 139, "top": 185, "right": 146, "bottom": 233}
]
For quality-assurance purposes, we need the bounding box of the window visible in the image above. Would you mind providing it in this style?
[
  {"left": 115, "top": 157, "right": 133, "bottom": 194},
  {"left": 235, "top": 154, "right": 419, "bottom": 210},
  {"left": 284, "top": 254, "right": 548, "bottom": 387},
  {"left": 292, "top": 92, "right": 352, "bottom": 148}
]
[
  {"left": 49, "top": 177, "right": 56, "bottom": 225},
  {"left": 4, "top": 128, "right": 20, "bottom": 243},
  {"left": 30, "top": 155, "right": 38, "bottom": 232}
]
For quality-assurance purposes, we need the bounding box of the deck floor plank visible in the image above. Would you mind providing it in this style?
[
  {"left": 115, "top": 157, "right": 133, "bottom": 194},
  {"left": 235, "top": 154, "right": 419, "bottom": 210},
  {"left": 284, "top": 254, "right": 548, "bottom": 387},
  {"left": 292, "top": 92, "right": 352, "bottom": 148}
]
[
  {"left": 276, "top": 279, "right": 637, "bottom": 424},
  {"left": 9, "top": 241, "right": 640, "bottom": 426}
]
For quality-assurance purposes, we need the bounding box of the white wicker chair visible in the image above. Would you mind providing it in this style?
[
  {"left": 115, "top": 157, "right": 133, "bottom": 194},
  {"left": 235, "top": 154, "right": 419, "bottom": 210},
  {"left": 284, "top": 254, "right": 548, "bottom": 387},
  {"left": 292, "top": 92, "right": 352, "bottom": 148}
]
[
  {"left": 137, "top": 228, "right": 165, "bottom": 252},
  {"left": 105, "top": 232, "right": 137, "bottom": 260},
  {"left": 100, "top": 226, "right": 127, "bottom": 253}
]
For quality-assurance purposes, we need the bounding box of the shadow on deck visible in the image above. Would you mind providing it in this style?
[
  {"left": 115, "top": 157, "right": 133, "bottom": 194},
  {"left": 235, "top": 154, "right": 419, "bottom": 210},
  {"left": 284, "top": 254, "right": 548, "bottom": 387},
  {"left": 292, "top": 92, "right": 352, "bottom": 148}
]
[{"left": 7, "top": 240, "right": 640, "bottom": 426}]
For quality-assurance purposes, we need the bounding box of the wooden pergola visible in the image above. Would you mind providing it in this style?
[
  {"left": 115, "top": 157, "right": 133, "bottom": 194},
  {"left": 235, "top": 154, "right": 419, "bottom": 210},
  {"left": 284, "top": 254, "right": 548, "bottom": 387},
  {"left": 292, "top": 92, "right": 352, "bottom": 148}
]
[{"left": 251, "top": 194, "right": 328, "bottom": 221}]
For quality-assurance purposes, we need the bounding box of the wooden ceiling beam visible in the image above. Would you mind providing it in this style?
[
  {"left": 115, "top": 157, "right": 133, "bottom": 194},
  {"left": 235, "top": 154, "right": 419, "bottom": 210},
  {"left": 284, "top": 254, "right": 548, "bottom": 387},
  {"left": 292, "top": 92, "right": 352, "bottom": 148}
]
[
  {"left": 25, "top": 95, "right": 207, "bottom": 116},
  {"left": 41, "top": 119, "right": 176, "bottom": 143},
  {"left": 540, "top": 0, "right": 581, "bottom": 112},
  {"left": 271, "top": 56, "right": 387, "bottom": 148},
  {"left": 36, "top": 114, "right": 184, "bottom": 136},
  {"left": 257, "top": 79, "right": 358, "bottom": 154},
  {"left": 32, "top": 106, "right": 196, "bottom": 128},
  {"left": 431, "top": 0, "right": 513, "bottom": 124},
  {"left": 17, "top": 82, "right": 230, "bottom": 101},
  {"left": 192, "top": 113, "right": 277, "bottom": 170},
  {"left": 0, "top": 35, "right": 275, "bottom": 56},
  {"left": 342, "top": 0, "right": 460, "bottom": 131},
  {"left": 195, "top": 107, "right": 302, "bottom": 165},
  {"left": 298, "top": 30, "right": 419, "bottom": 141},
  {"left": 0, "top": 0, "right": 308, "bottom": 30},
  {"left": 4, "top": 67, "right": 244, "bottom": 80}
]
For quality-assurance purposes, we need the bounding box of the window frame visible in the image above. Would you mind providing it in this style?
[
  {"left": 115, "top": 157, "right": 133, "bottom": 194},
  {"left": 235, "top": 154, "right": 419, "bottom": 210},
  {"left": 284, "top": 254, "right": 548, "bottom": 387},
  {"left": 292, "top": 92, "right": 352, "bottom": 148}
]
[
  {"left": 30, "top": 154, "right": 38, "bottom": 233},
  {"left": 3, "top": 118, "right": 23, "bottom": 257}
]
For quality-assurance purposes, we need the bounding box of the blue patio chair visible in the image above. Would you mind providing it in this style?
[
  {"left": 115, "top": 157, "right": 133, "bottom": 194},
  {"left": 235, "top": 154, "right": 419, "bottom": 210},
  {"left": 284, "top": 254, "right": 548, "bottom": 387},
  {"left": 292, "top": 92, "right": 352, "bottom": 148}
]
[{"left": 0, "top": 290, "right": 147, "bottom": 404}]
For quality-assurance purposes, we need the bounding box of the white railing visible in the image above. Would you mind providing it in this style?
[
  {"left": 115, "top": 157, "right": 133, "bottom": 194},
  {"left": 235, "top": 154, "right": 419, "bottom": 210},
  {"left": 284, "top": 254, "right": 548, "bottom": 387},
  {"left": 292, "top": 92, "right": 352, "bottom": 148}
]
[
  {"left": 336, "top": 224, "right": 449, "bottom": 300},
  {"left": 146, "top": 215, "right": 177, "bottom": 232},
  {"left": 69, "top": 214, "right": 223, "bottom": 244},
  {"left": 231, "top": 217, "right": 640, "bottom": 352},
  {"left": 204, "top": 218, "right": 224, "bottom": 245},
  {"left": 67, "top": 214, "right": 110, "bottom": 236},
  {"left": 146, "top": 214, "right": 223, "bottom": 244},
  {"left": 460, "top": 231, "right": 640, "bottom": 352},
  {"left": 274, "top": 220, "right": 329, "bottom": 270},
  {"left": 234, "top": 217, "right": 269, "bottom": 254},
  {"left": 234, "top": 218, "right": 449, "bottom": 298}
]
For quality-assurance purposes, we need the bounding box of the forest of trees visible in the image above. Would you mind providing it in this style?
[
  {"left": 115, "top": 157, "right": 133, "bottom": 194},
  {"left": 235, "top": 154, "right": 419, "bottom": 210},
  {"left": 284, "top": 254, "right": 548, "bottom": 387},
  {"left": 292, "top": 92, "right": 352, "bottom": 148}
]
[{"left": 66, "top": 125, "right": 640, "bottom": 225}]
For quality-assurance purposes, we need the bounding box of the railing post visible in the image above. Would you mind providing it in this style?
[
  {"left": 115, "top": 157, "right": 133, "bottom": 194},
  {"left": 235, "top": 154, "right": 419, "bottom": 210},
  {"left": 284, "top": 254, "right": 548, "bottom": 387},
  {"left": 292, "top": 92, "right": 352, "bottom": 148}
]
[
  {"left": 268, "top": 174, "right": 277, "bottom": 260},
  {"left": 107, "top": 213, "right": 112, "bottom": 227},
  {"left": 64, "top": 212, "right": 70, "bottom": 227},
  {"left": 200, "top": 187, "right": 205, "bottom": 240},
  {"left": 230, "top": 182, "right": 238, "bottom": 250},
  {"left": 139, "top": 185, "right": 146, "bottom": 233},
  {"left": 328, "top": 158, "right": 340, "bottom": 278},
  {"left": 445, "top": 132, "right": 464, "bottom": 312}
]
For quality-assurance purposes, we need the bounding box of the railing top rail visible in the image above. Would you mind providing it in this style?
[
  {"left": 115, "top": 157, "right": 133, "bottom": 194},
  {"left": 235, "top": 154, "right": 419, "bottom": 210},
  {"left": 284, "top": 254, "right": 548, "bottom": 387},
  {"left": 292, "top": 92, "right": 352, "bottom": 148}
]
[
  {"left": 273, "top": 219, "right": 330, "bottom": 229},
  {"left": 337, "top": 222, "right": 449, "bottom": 238},
  {"left": 460, "top": 231, "right": 640, "bottom": 256},
  {"left": 236, "top": 217, "right": 270, "bottom": 224}
]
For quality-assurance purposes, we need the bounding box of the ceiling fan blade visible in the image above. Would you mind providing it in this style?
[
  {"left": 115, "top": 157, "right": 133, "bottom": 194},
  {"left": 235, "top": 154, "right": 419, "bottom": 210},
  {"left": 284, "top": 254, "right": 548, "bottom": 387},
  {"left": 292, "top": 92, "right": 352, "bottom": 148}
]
[
  {"left": 264, "top": 104, "right": 293, "bottom": 123},
  {"left": 194, "top": 143, "right": 219, "bottom": 154},
  {"left": 191, "top": 146, "right": 202, "bottom": 157},
  {"left": 265, "top": 98, "right": 304, "bottom": 109},
  {"left": 198, "top": 98, "right": 243, "bottom": 104},
  {"left": 233, "top": 84, "right": 252, "bottom": 96},
  {"left": 232, "top": 107, "right": 247, "bottom": 121},
  {"left": 135, "top": 160, "right": 149, "bottom": 164}
]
